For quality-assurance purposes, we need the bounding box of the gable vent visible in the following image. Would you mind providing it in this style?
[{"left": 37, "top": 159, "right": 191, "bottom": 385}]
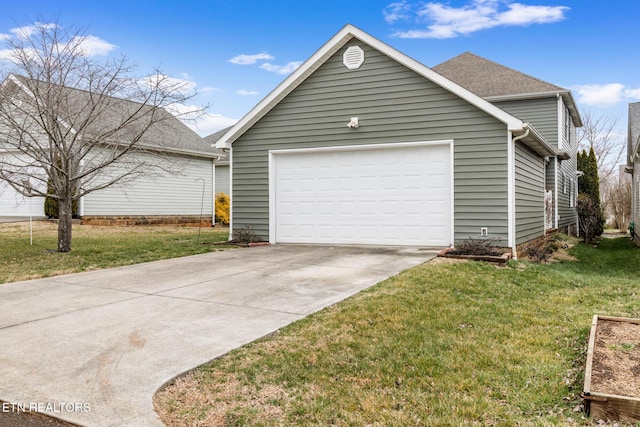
[{"left": 343, "top": 46, "right": 365, "bottom": 70}]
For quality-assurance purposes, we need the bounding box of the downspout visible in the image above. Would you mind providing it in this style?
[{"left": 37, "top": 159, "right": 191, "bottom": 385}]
[{"left": 510, "top": 125, "right": 531, "bottom": 260}]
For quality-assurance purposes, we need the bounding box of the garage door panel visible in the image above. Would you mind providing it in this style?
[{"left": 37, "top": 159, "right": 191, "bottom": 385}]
[{"left": 273, "top": 142, "right": 452, "bottom": 246}]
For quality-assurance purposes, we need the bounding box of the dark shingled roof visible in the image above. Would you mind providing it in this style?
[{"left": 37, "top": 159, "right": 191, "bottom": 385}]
[
  {"left": 204, "top": 127, "right": 233, "bottom": 163},
  {"left": 432, "top": 52, "right": 567, "bottom": 98}
]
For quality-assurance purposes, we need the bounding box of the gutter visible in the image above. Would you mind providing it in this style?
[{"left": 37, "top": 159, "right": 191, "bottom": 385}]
[{"left": 506, "top": 127, "right": 532, "bottom": 260}]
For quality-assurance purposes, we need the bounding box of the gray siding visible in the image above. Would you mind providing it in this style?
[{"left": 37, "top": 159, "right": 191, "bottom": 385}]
[
  {"left": 557, "top": 103, "right": 578, "bottom": 231},
  {"left": 215, "top": 164, "right": 230, "bottom": 194},
  {"left": 546, "top": 157, "right": 557, "bottom": 226},
  {"left": 515, "top": 142, "right": 545, "bottom": 244},
  {"left": 232, "top": 41, "right": 511, "bottom": 245},
  {"left": 82, "top": 152, "right": 214, "bottom": 217},
  {"left": 494, "top": 97, "right": 559, "bottom": 146},
  {"left": 496, "top": 96, "right": 577, "bottom": 232}
]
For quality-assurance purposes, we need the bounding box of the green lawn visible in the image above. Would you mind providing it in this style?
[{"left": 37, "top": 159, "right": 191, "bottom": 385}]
[
  {"left": 0, "top": 221, "right": 230, "bottom": 284},
  {"left": 154, "top": 237, "right": 640, "bottom": 426}
]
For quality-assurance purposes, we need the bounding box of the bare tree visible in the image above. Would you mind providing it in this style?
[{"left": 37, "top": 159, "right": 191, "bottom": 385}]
[
  {"left": 0, "top": 21, "right": 200, "bottom": 252},
  {"left": 602, "top": 180, "right": 632, "bottom": 231},
  {"left": 576, "top": 109, "right": 625, "bottom": 184}
]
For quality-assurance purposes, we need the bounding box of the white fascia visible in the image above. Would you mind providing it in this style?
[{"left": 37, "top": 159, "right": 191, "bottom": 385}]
[
  {"left": 507, "top": 130, "right": 517, "bottom": 258},
  {"left": 554, "top": 157, "right": 559, "bottom": 228},
  {"left": 228, "top": 146, "right": 234, "bottom": 241}
]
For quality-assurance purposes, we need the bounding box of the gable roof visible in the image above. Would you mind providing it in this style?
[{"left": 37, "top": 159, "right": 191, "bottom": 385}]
[
  {"left": 433, "top": 52, "right": 582, "bottom": 127},
  {"left": 204, "top": 127, "right": 232, "bottom": 163},
  {"left": 2, "top": 74, "right": 217, "bottom": 159},
  {"left": 215, "top": 24, "right": 559, "bottom": 157}
]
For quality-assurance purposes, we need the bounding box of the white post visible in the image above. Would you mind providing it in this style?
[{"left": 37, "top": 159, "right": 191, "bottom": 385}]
[{"left": 29, "top": 195, "right": 33, "bottom": 245}]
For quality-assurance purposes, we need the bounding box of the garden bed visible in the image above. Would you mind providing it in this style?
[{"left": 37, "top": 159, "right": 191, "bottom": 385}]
[
  {"left": 583, "top": 315, "right": 640, "bottom": 422},
  {"left": 437, "top": 247, "right": 512, "bottom": 265}
]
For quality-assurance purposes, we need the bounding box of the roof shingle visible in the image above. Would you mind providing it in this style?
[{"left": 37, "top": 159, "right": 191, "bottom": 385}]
[{"left": 432, "top": 52, "right": 566, "bottom": 98}]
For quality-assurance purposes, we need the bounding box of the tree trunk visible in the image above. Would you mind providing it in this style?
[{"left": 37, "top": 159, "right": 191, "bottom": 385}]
[{"left": 57, "top": 197, "right": 73, "bottom": 252}]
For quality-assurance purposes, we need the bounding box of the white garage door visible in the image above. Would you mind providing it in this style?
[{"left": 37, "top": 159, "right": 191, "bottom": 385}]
[
  {"left": 0, "top": 184, "right": 45, "bottom": 217},
  {"left": 271, "top": 141, "right": 452, "bottom": 246}
]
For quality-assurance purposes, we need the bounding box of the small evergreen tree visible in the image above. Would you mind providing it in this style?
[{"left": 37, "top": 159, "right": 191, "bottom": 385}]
[
  {"left": 577, "top": 147, "right": 604, "bottom": 238},
  {"left": 44, "top": 180, "right": 79, "bottom": 219}
]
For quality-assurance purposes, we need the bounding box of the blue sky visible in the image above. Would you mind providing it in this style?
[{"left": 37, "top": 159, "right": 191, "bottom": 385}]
[{"left": 1, "top": 0, "right": 639, "bottom": 139}]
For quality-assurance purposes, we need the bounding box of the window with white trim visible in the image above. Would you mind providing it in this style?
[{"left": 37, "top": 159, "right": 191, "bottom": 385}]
[
  {"left": 570, "top": 177, "right": 575, "bottom": 208},
  {"left": 562, "top": 172, "right": 567, "bottom": 194}
]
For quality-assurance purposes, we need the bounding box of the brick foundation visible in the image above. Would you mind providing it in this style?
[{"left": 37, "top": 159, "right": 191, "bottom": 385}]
[
  {"left": 80, "top": 215, "right": 213, "bottom": 227},
  {"left": 515, "top": 229, "right": 558, "bottom": 260}
]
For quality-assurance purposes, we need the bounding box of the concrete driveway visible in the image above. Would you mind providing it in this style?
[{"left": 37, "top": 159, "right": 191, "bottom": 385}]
[{"left": 0, "top": 244, "right": 437, "bottom": 426}]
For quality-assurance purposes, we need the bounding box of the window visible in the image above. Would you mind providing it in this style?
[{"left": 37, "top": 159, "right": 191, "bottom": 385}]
[
  {"left": 562, "top": 172, "right": 567, "bottom": 194},
  {"left": 569, "top": 177, "right": 575, "bottom": 208}
]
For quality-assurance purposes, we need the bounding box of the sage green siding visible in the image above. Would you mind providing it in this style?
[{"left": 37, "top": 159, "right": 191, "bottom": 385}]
[
  {"left": 495, "top": 97, "right": 578, "bottom": 233},
  {"left": 515, "top": 142, "right": 545, "bottom": 244},
  {"left": 494, "top": 98, "right": 558, "bottom": 145},
  {"left": 232, "top": 41, "right": 510, "bottom": 245},
  {"left": 557, "top": 102, "right": 578, "bottom": 232}
]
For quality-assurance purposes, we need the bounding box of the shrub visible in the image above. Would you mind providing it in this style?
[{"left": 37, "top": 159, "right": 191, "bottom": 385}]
[
  {"left": 215, "top": 192, "right": 230, "bottom": 225},
  {"left": 232, "top": 225, "right": 260, "bottom": 244},
  {"left": 524, "top": 236, "right": 556, "bottom": 263},
  {"left": 577, "top": 194, "right": 600, "bottom": 243},
  {"left": 449, "top": 237, "right": 502, "bottom": 256},
  {"left": 44, "top": 182, "right": 78, "bottom": 219}
]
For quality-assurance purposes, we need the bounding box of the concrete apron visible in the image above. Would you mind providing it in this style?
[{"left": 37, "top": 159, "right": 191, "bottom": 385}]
[{"left": 0, "top": 244, "right": 438, "bottom": 427}]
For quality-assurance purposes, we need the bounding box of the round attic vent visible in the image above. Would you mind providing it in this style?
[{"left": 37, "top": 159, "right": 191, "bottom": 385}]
[{"left": 343, "top": 46, "right": 364, "bottom": 70}]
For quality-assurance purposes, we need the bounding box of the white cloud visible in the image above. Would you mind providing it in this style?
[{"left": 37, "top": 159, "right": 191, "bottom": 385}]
[
  {"left": 384, "top": 1, "right": 412, "bottom": 23},
  {"left": 1, "top": 22, "right": 116, "bottom": 60},
  {"left": 142, "top": 73, "right": 198, "bottom": 96},
  {"left": 68, "top": 35, "right": 117, "bottom": 56},
  {"left": 228, "top": 52, "right": 274, "bottom": 65},
  {"left": 228, "top": 51, "right": 301, "bottom": 75},
  {"left": 624, "top": 88, "right": 640, "bottom": 100},
  {"left": 180, "top": 110, "right": 238, "bottom": 137},
  {"left": 573, "top": 83, "right": 625, "bottom": 107},
  {"left": 0, "top": 48, "right": 14, "bottom": 61},
  {"left": 259, "top": 61, "right": 302, "bottom": 75},
  {"left": 389, "top": 0, "right": 569, "bottom": 39},
  {"left": 236, "top": 89, "right": 259, "bottom": 96},
  {"left": 201, "top": 86, "right": 223, "bottom": 94},
  {"left": 10, "top": 22, "right": 58, "bottom": 39}
]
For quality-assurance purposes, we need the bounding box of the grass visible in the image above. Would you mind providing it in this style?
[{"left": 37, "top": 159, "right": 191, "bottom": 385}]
[
  {"left": 154, "top": 236, "right": 640, "bottom": 426},
  {"left": 0, "top": 221, "right": 230, "bottom": 284}
]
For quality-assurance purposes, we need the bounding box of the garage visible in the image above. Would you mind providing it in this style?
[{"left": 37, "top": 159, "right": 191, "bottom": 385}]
[
  {"left": 270, "top": 141, "right": 453, "bottom": 246},
  {"left": 0, "top": 183, "right": 44, "bottom": 217}
]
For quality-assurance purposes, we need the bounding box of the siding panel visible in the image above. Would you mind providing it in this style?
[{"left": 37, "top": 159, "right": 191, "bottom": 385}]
[
  {"left": 82, "top": 151, "right": 214, "bottom": 217},
  {"left": 515, "top": 142, "right": 545, "bottom": 244}
]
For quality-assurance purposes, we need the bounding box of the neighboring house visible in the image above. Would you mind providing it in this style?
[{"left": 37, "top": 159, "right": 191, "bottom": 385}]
[
  {"left": 215, "top": 24, "right": 581, "bottom": 255},
  {"left": 204, "top": 127, "right": 232, "bottom": 195},
  {"left": 0, "top": 75, "right": 220, "bottom": 225},
  {"left": 627, "top": 102, "right": 640, "bottom": 243}
]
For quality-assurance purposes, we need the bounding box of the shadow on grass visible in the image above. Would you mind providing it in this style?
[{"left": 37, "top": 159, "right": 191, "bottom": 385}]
[{"left": 558, "top": 237, "right": 639, "bottom": 279}]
